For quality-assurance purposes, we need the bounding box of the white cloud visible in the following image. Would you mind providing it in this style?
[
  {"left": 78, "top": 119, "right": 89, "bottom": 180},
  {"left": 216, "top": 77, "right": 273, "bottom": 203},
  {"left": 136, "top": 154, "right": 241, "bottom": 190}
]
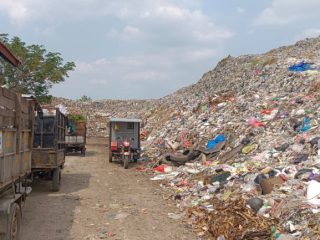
[
  {"left": 156, "top": 5, "right": 186, "bottom": 18},
  {"left": 0, "top": 0, "right": 234, "bottom": 99},
  {"left": 0, "top": 0, "right": 233, "bottom": 45},
  {"left": 0, "top": 0, "right": 29, "bottom": 23},
  {"left": 256, "top": 0, "right": 320, "bottom": 25},
  {"left": 125, "top": 4, "right": 234, "bottom": 45},
  {"left": 294, "top": 28, "right": 320, "bottom": 41}
]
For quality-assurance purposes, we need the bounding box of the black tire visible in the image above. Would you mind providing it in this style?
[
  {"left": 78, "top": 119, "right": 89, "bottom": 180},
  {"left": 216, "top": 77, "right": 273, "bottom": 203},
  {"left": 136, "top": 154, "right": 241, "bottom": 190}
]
[
  {"left": 109, "top": 152, "right": 113, "bottom": 163},
  {"left": 52, "top": 167, "right": 61, "bottom": 192},
  {"left": 6, "top": 203, "right": 21, "bottom": 240},
  {"left": 123, "top": 155, "right": 129, "bottom": 169},
  {"left": 133, "top": 154, "right": 139, "bottom": 163},
  {"left": 81, "top": 148, "right": 86, "bottom": 156}
]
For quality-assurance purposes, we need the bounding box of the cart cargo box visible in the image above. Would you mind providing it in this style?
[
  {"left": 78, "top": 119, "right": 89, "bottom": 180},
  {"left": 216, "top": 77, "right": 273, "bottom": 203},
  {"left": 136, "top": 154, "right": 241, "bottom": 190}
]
[
  {"left": 65, "top": 118, "right": 87, "bottom": 155},
  {"left": 32, "top": 107, "right": 67, "bottom": 191}
]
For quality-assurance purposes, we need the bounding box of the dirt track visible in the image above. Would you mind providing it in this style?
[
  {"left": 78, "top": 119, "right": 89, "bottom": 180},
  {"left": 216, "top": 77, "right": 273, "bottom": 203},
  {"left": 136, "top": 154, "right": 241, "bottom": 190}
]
[{"left": 21, "top": 137, "right": 196, "bottom": 240}]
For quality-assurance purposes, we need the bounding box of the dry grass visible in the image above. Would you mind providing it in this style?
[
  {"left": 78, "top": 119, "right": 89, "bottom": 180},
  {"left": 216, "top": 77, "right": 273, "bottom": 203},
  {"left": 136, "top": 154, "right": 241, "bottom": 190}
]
[
  {"left": 251, "top": 57, "right": 278, "bottom": 68},
  {"left": 309, "top": 79, "right": 320, "bottom": 93}
]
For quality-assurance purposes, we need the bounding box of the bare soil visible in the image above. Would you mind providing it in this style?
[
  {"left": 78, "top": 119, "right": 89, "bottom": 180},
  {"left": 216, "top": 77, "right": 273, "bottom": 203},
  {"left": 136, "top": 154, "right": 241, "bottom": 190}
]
[{"left": 21, "top": 137, "right": 196, "bottom": 240}]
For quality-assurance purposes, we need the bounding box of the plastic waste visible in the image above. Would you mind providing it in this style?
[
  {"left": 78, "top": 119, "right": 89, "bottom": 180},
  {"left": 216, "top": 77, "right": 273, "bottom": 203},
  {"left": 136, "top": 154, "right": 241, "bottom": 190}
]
[
  {"left": 153, "top": 164, "right": 172, "bottom": 173},
  {"left": 293, "top": 154, "right": 309, "bottom": 164},
  {"left": 206, "top": 134, "right": 226, "bottom": 150},
  {"left": 288, "top": 61, "right": 314, "bottom": 72},
  {"left": 306, "top": 180, "right": 320, "bottom": 205},
  {"left": 247, "top": 198, "right": 264, "bottom": 212},
  {"left": 301, "top": 117, "right": 311, "bottom": 132},
  {"left": 247, "top": 117, "right": 265, "bottom": 127},
  {"left": 275, "top": 143, "right": 289, "bottom": 152},
  {"left": 242, "top": 144, "right": 258, "bottom": 154}
]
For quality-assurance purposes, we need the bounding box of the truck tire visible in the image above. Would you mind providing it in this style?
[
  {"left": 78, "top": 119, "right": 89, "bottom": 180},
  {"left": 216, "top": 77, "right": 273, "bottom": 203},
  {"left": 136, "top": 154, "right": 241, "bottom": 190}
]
[
  {"left": 81, "top": 148, "right": 86, "bottom": 156},
  {"left": 123, "top": 155, "right": 129, "bottom": 169},
  {"left": 5, "top": 203, "right": 21, "bottom": 240},
  {"left": 52, "top": 167, "right": 61, "bottom": 192},
  {"left": 109, "top": 152, "right": 113, "bottom": 163}
]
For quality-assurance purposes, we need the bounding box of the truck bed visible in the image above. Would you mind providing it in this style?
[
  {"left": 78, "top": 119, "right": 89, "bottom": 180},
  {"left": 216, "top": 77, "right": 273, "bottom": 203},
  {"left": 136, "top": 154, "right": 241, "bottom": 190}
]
[{"left": 31, "top": 148, "right": 65, "bottom": 169}]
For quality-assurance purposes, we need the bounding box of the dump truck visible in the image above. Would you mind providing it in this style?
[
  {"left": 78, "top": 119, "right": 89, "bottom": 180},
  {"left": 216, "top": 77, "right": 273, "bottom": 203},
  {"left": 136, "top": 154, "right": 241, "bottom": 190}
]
[
  {"left": 32, "top": 107, "right": 67, "bottom": 191},
  {"left": 65, "top": 116, "right": 86, "bottom": 155},
  {"left": 0, "top": 42, "right": 41, "bottom": 240}
]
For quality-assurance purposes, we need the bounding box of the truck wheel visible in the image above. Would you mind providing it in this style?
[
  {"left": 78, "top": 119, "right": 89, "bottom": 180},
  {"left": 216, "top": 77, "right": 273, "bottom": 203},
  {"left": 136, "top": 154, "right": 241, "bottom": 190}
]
[
  {"left": 8, "top": 203, "right": 21, "bottom": 240},
  {"left": 123, "top": 156, "right": 129, "bottom": 169},
  {"left": 81, "top": 148, "right": 86, "bottom": 156},
  {"left": 52, "top": 167, "right": 61, "bottom": 192}
]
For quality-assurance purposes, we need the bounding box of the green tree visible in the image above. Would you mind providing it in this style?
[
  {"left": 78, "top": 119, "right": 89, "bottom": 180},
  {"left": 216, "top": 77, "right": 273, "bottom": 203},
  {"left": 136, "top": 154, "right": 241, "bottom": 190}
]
[
  {"left": 0, "top": 34, "right": 75, "bottom": 102},
  {"left": 79, "top": 95, "right": 92, "bottom": 102}
]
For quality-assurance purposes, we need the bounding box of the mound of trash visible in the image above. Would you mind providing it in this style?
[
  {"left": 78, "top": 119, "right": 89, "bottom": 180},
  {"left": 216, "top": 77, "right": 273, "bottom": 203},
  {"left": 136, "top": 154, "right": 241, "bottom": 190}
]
[
  {"left": 142, "top": 37, "right": 320, "bottom": 239},
  {"left": 52, "top": 98, "right": 156, "bottom": 137}
]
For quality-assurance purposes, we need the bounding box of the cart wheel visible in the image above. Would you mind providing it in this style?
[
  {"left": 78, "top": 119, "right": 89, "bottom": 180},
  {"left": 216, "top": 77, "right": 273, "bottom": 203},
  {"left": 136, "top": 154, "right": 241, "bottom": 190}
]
[
  {"left": 123, "top": 156, "right": 129, "bottom": 169},
  {"left": 5, "top": 203, "right": 21, "bottom": 240},
  {"left": 52, "top": 167, "right": 61, "bottom": 192},
  {"left": 109, "top": 152, "right": 113, "bottom": 163},
  {"left": 133, "top": 155, "right": 138, "bottom": 163}
]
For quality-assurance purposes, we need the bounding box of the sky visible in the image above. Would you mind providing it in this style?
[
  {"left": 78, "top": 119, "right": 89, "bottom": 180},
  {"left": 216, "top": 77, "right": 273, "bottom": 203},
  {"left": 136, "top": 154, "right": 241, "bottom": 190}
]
[{"left": 0, "top": 0, "right": 320, "bottom": 100}]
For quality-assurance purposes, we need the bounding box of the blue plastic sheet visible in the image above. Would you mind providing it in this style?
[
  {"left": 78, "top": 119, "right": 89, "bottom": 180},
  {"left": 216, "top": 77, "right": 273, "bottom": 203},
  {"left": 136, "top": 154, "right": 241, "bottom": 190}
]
[
  {"left": 207, "top": 134, "right": 226, "bottom": 150},
  {"left": 288, "top": 62, "right": 314, "bottom": 72}
]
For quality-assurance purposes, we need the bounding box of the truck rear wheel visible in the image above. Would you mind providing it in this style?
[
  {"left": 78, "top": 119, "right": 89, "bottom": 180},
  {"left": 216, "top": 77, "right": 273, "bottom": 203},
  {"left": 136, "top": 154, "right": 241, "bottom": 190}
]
[
  {"left": 81, "top": 148, "right": 86, "bottom": 156},
  {"left": 3, "top": 203, "right": 21, "bottom": 240},
  {"left": 52, "top": 167, "right": 61, "bottom": 192},
  {"left": 109, "top": 152, "right": 113, "bottom": 163}
]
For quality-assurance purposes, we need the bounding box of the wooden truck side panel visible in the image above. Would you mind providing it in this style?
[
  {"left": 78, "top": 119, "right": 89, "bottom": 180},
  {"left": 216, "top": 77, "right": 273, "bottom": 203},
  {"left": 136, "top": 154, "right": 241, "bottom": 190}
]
[
  {"left": 31, "top": 149, "right": 65, "bottom": 169},
  {"left": 0, "top": 88, "right": 37, "bottom": 192}
]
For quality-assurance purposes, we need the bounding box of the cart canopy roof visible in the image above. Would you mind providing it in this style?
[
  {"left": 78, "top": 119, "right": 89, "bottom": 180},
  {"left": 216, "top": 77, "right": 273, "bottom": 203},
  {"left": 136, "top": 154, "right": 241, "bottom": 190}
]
[
  {"left": 0, "top": 42, "right": 21, "bottom": 67},
  {"left": 109, "top": 118, "right": 142, "bottom": 123}
]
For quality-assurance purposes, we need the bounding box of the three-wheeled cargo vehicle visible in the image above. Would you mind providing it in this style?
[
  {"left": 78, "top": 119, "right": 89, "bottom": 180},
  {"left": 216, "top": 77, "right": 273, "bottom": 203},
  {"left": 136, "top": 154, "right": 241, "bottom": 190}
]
[
  {"left": 0, "top": 41, "right": 42, "bottom": 240},
  {"left": 65, "top": 118, "right": 86, "bottom": 155},
  {"left": 32, "top": 107, "right": 67, "bottom": 191},
  {"left": 109, "top": 118, "right": 141, "bottom": 169}
]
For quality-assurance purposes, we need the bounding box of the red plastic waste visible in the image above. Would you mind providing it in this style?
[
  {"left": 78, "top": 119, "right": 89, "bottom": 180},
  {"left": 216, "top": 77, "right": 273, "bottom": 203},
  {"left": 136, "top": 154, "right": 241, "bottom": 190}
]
[
  {"left": 247, "top": 117, "right": 265, "bottom": 127},
  {"left": 153, "top": 165, "right": 166, "bottom": 173},
  {"left": 261, "top": 109, "right": 273, "bottom": 115}
]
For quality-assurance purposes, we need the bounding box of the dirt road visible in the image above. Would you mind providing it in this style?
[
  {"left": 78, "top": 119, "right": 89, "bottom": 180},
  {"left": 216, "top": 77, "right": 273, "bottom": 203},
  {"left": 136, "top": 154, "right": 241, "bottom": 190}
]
[{"left": 21, "top": 138, "right": 196, "bottom": 240}]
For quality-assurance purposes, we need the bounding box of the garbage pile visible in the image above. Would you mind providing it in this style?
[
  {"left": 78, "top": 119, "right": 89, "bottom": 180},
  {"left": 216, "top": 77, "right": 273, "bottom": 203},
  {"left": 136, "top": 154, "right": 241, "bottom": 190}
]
[
  {"left": 52, "top": 98, "right": 157, "bottom": 137},
  {"left": 53, "top": 37, "right": 320, "bottom": 238},
  {"left": 143, "top": 37, "right": 320, "bottom": 238}
]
